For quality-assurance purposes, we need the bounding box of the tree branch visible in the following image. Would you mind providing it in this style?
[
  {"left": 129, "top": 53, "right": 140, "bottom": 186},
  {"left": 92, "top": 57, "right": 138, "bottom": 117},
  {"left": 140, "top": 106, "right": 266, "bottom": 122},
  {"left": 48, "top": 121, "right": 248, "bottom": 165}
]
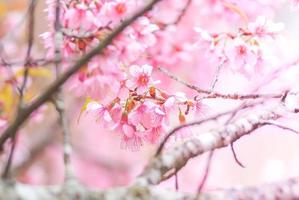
[
  {"left": 0, "top": 177, "right": 299, "bottom": 200},
  {"left": 136, "top": 103, "right": 292, "bottom": 185}
]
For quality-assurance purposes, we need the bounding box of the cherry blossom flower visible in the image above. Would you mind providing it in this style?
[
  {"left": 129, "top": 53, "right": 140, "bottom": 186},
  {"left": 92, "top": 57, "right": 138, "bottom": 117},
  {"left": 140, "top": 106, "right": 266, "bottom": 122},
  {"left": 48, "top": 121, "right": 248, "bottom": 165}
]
[
  {"left": 248, "top": 16, "right": 284, "bottom": 39},
  {"left": 225, "top": 38, "right": 258, "bottom": 74},
  {"left": 130, "top": 17, "right": 159, "bottom": 47},
  {"left": 86, "top": 101, "right": 113, "bottom": 127},
  {"left": 128, "top": 101, "right": 165, "bottom": 130},
  {"left": 120, "top": 124, "right": 144, "bottom": 151},
  {"left": 97, "top": 0, "right": 135, "bottom": 27},
  {"left": 126, "top": 64, "right": 154, "bottom": 93},
  {"left": 63, "top": 5, "right": 96, "bottom": 31}
]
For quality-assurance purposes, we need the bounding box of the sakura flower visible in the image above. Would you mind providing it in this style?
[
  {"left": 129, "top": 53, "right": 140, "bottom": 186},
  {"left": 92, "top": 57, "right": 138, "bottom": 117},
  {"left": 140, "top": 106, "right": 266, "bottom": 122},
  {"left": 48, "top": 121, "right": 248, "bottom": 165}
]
[
  {"left": 144, "top": 126, "right": 165, "bottom": 144},
  {"left": 98, "top": 0, "right": 135, "bottom": 27},
  {"left": 132, "top": 17, "right": 159, "bottom": 47},
  {"left": 225, "top": 38, "right": 258, "bottom": 74},
  {"left": 126, "top": 64, "right": 155, "bottom": 93},
  {"left": 63, "top": 5, "right": 96, "bottom": 31},
  {"left": 163, "top": 96, "right": 176, "bottom": 113},
  {"left": 127, "top": 101, "right": 166, "bottom": 145},
  {"left": 120, "top": 124, "right": 143, "bottom": 151},
  {"left": 86, "top": 101, "right": 113, "bottom": 127},
  {"left": 248, "top": 16, "right": 284, "bottom": 39},
  {"left": 128, "top": 101, "right": 165, "bottom": 130},
  {"left": 194, "top": 26, "right": 214, "bottom": 50}
]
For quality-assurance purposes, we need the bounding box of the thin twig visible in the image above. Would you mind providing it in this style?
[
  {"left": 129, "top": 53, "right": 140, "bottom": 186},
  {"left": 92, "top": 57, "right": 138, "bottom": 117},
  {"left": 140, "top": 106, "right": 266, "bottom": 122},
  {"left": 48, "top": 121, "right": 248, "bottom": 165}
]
[
  {"left": 19, "top": 0, "right": 37, "bottom": 105},
  {"left": 174, "top": 170, "right": 179, "bottom": 191},
  {"left": 209, "top": 58, "right": 227, "bottom": 93},
  {"left": 262, "top": 122, "right": 299, "bottom": 135},
  {"left": 158, "top": 66, "right": 285, "bottom": 100},
  {"left": 197, "top": 150, "right": 214, "bottom": 194},
  {"left": 1, "top": 0, "right": 37, "bottom": 179},
  {"left": 230, "top": 142, "right": 245, "bottom": 168},
  {"left": 159, "top": 0, "right": 192, "bottom": 30}
]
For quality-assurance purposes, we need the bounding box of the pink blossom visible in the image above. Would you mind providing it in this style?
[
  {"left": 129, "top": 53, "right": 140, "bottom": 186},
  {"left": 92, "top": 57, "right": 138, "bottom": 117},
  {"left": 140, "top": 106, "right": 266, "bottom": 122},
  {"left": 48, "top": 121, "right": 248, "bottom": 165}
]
[
  {"left": 128, "top": 101, "right": 165, "bottom": 130},
  {"left": 86, "top": 102, "right": 113, "bottom": 127},
  {"left": 248, "top": 16, "right": 284, "bottom": 39},
  {"left": 120, "top": 124, "right": 143, "bottom": 151},
  {"left": 144, "top": 126, "right": 164, "bottom": 144},
  {"left": 225, "top": 38, "right": 258, "bottom": 74},
  {"left": 130, "top": 17, "right": 159, "bottom": 47},
  {"left": 126, "top": 64, "right": 154, "bottom": 93},
  {"left": 98, "top": 0, "right": 135, "bottom": 27},
  {"left": 63, "top": 5, "right": 96, "bottom": 31}
]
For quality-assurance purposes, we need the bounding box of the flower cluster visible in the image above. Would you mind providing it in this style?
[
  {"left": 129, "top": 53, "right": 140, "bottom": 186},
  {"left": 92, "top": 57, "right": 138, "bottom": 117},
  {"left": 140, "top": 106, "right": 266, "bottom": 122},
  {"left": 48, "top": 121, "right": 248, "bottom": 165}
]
[
  {"left": 195, "top": 16, "right": 284, "bottom": 76},
  {"left": 84, "top": 64, "right": 203, "bottom": 150},
  {"left": 40, "top": 0, "right": 290, "bottom": 150}
]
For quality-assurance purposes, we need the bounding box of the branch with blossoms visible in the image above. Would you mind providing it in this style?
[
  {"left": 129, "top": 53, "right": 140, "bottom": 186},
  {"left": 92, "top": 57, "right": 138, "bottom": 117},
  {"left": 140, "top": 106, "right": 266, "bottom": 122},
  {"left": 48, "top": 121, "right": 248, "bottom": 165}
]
[
  {"left": 1, "top": 0, "right": 299, "bottom": 199},
  {"left": 0, "top": 0, "right": 164, "bottom": 150}
]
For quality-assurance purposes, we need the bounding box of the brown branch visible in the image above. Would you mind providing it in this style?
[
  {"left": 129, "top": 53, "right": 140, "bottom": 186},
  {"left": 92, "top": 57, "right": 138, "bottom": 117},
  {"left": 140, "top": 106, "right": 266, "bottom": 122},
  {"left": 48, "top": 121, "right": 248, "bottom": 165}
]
[
  {"left": 230, "top": 142, "right": 245, "bottom": 168},
  {"left": 19, "top": 0, "right": 37, "bottom": 103},
  {"left": 262, "top": 121, "right": 299, "bottom": 134},
  {"left": 2, "top": 0, "right": 37, "bottom": 179},
  {"left": 0, "top": 0, "right": 163, "bottom": 151}
]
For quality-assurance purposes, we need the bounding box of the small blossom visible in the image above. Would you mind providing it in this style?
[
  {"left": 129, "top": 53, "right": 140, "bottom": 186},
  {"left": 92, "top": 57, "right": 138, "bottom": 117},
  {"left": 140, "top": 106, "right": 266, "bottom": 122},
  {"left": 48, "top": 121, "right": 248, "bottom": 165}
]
[
  {"left": 86, "top": 102, "right": 113, "bottom": 127},
  {"left": 225, "top": 38, "right": 258, "bottom": 74},
  {"left": 128, "top": 101, "right": 165, "bottom": 130},
  {"left": 126, "top": 64, "right": 154, "bottom": 93},
  {"left": 248, "top": 16, "right": 284, "bottom": 39},
  {"left": 63, "top": 5, "right": 96, "bottom": 31}
]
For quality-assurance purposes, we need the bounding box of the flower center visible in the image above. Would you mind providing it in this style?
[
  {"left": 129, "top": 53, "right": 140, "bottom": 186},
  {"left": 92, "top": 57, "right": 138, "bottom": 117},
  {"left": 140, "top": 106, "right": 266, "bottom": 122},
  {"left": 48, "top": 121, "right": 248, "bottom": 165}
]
[
  {"left": 137, "top": 74, "right": 149, "bottom": 86},
  {"left": 237, "top": 45, "right": 247, "bottom": 55},
  {"left": 115, "top": 3, "right": 126, "bottom": 15}
]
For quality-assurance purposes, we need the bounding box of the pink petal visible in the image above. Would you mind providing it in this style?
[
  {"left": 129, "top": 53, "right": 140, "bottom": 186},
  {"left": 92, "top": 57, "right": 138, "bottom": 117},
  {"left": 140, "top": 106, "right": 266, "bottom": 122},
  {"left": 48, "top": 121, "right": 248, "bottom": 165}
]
[
  {"left": 129, "top": 65, "right": 142, "bottom": 77},
  {"left": 142, "top": 64, "right": 153, "bottom": 75}
]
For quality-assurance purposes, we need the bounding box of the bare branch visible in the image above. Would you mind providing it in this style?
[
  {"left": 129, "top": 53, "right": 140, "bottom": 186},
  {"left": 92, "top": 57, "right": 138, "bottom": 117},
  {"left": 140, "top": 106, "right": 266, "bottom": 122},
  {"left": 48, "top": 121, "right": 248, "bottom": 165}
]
[
  {"left": 197, "top": 150, "right": 214, "bottom": 193},
  {"left": 1, "top": 0, "right": 37, "bottom": 179},
  {"left": 158, "top": 66, "right": 287, "bottom": 100},
  {"left": 230, "top": 142, "right": 245, "bottom": 168}
]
